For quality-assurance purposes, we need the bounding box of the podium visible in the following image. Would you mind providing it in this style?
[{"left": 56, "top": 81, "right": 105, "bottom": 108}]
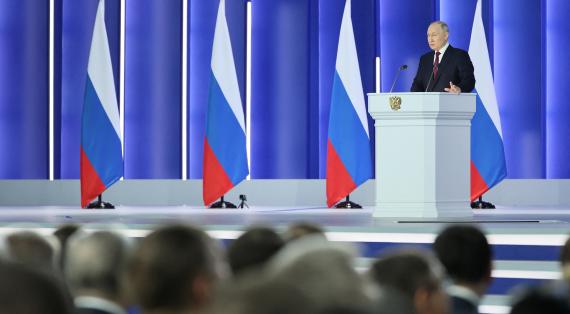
[{"left": 367, "top": 92, "right": 476, "bottom": 218}]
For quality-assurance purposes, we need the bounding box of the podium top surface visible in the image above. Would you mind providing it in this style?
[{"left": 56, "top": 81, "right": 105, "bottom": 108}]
[{"left": 367, "top": 92, "right": 476, "bottom": 97}]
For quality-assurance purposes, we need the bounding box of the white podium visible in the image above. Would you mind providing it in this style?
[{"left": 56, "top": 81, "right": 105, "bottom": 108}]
[{"left": 367, "top": 92, "right": 476, "bottom": 218}]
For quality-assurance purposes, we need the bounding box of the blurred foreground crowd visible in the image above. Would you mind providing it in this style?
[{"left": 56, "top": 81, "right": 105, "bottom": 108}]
[{"left": 1, "top": 222, "right": 570, "bottom": 314}]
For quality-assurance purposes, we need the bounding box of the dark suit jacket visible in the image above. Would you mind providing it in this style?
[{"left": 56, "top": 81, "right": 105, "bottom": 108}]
[
  {"left": 410, "top": 45, "right": 475, "bottom": 93},
  {"left": 450, "top": 295, "right": 479, "bottom": 314}
]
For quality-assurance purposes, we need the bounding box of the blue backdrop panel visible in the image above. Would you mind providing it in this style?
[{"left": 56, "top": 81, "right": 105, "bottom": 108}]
[
  {"left": 125, "top": 0, "right": 182, "bottom": 179},
  {"left": 54, "top": 0, "right": 63, "bottom": 178},
  {"left": 60, "top": 0, "right": 120, "bottom": 179},
  {"left": 188, "top": 0, "right": 246, "bottom": 179},
  {"left": 439, "top": 0, "right": 477, "bottom": 50},
  {"left": 0, "top": 1, "right": 49, "bottom": 178},
  {"left": 546, "top": 0, "right": 570, "bottom": 178},
  {"left": 318, "top": 0, "right": 376, "bottom": 178},
  {"left": 251, "top": 0, "right": 318, "bottom": 178},
  {"left": 379, "top": 0, "right": 435, "bottom": 92},
  {"left": 494, "top": 0, "right": 544, "bottom": 178}
]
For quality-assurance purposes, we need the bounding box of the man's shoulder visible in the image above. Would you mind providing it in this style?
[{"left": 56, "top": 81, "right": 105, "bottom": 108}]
[{"left": 448, "top": 45, "right": 470, "bottom": 58}]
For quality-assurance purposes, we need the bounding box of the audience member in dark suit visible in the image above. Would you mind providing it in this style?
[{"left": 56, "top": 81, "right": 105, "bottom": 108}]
[
  {"left": 369, "top": 250, "right": 449, "bottom": 314},
  {"left": 127, "top": 225, "right": 223, "bottom": 314},
  {"left": 434, "top": 226, "right": 493, "bottom": 314},
  {"left": 66, "top": 231, "right": 131, "bottom": 314},
  {"left": 411, "top": 21, "right": 475, "bottom": 94}
]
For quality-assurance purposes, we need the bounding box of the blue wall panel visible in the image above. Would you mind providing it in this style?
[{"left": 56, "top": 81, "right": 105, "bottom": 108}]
[
  {"left": 0, "top": 1, "right": 49, "bottom": 178},
  {"left": 125, "top": 0, "right": 182, "bottom": 179},
  {"left": 380, "top": 0, "right": 435, "bottom": 92},
  {"left": 318, "top": 0, "right": 376, "bottom": 178},
  {"left": 494, "top": 0, "right": 544, "bottom": 178},
  {"left": 439, "top": 0, "right": 477, "bottom": 50},
  {"left": 251, "top": 0, "right": 318, "bottom": 178},
  {"left": 546, "top": 0, "right": 570, "bottom": 178},
  {"left": 188, "top": 0, "right": 246, "bottom": 179},
  {"left": 60, "top": 0, "right": 120, "bottom": 179}
]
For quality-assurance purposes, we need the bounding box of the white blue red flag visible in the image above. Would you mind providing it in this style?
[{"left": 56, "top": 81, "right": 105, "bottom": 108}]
[
  {"left": 203, "top": 0, "right": 248, "bottom": 205},
  {"left": 326, "top": 0, "right": 372, "bottom": 207},
  {"left": 80, "top": 0, "right": 123, "bottom": 208},
  {"left": 469, "top": 0, "right": 507, "bottom": 200}
]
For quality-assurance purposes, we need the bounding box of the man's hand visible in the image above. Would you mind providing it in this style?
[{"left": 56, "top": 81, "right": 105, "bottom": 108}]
[{"left": 444, "top": 81, "right": 461, "bottom": 94}]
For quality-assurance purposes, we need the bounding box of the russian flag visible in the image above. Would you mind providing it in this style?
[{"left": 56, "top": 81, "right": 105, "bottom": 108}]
[
  {"left": 80, "top": 0, "right": 123, "bottom": 208},
  {"left": 326, "top": 0, "right": 372, "bottom": 207},
  {"left": 469, "top": 0, "right": 507, "bottom": 200},
  {"left": 203, "top": 0, "right": 249, "bottom": 206}
]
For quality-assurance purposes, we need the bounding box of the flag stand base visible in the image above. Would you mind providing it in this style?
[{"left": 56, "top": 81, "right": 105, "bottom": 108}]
[
  {"left": 85, "top": 195, "right": 115, "bottom": 209},
  {"left": 335, "top": 195, "right": 362, "bottom": 209},
  {"left": 470, "top": 196, "right": 495, "bottom": 209},
  {"left": 209, "top": 196, "right": 237, "bottom": 209}
]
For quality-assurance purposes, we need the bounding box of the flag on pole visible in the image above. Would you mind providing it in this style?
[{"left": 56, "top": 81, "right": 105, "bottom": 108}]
[
  {"left": 203, "top": 0, "right": 248, "bottom": 206},
  {"left": 469, "top": 0, "right": 507, "bottom": 200},
  {"left": 80, "top": 0, "right": 123, "bottom": 208},
  {"left": 326, "top": 0, "right": 372, "bottom": 207}
]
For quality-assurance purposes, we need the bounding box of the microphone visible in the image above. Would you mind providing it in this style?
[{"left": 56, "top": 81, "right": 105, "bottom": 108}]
[
  {"left": 424, "top": 70, "right": 434, "bottom": 92},
  {"left": 388, "top": 64, "right": 408, "bottom": 93}
]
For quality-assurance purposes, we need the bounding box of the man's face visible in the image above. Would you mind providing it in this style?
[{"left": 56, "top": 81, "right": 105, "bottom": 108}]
[{"left": 427, "top": 23, "right": 449, "bottom": 51}]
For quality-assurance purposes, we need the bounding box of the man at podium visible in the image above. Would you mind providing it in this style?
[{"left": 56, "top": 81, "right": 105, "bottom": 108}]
[{"left": 411, "top": 21, "right": 475, "bottom": 94}]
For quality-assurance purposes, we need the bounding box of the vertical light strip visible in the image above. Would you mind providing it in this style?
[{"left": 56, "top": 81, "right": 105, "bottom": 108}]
[
  {"left": 375, "top": 56, "right": 380, "bottom": 93},
  {"left": 181, "top": 0, "right": 188, "bottom": 180},
  {"left": 246, "top": 1, "right": 252, "bottom": 179},
  {"left": 48, "top": 0, "right": 55, "bottom": 180},
  {"left": 120, "top": 0, "right": 126, "bottom": 179}
]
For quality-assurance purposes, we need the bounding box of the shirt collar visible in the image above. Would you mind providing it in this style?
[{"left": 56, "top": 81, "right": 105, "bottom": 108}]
[
  {"left": 75, "top": 296, "right": 127, "bottom": 314},
  {"left": 447, "top": 284, "right": 481, "bottom": 306}
]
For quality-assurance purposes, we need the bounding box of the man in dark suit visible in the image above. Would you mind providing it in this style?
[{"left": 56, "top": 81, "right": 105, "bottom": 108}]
[
  {"left": 433, "top": 226, "right": 493, "bottom": 314},
  {"left": 411, "top": 21, "right": 475, "bottom": 94}
]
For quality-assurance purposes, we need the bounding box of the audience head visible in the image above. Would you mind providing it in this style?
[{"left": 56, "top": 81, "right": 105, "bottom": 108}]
[
  {"left": 0, "top": 261, "right": 72, "bottom": 314},
  {"left": 3, "top": 231, "right": 55, "bottom": 272},
  {"left": 53, "top": 224, "right": 81, "bottom": 271},
  {"left": 227, "top": 226, "right": 284, "bottom": 276},
  {"left": 560, "top": 235, "right": 570, "bottom": 282},
  {"left": 370, "top": 249, "right": 448, "bottom": 314},
  {"left": 433, "top": 225, "right": 493, "bottom": 295},
  {"left": 127, "top": 224, "right": 222, "bottom": 313},
  {"left": 510, "top": 286, "right": 570, "bottom": 314},
  {"left": 285, "top": 222, "right": 325, "bottom": 242},
  {"left": 65, "top": 231, "right": 131, "bottom": 303},
  {"left": 267, "top": 236, "right": 372, "bottom": 312}
]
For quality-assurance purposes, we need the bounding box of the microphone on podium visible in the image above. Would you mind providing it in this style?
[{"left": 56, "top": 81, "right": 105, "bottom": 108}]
[
  {"left": 389, "top": 64, "right": 408, "bottom": 93},
  {"left": 425, "top": 66, "right": 436, "bottom": 92}
]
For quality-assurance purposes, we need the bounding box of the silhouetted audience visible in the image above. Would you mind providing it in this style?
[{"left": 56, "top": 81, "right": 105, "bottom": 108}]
[
  {"left": 433, "top": 225, "right": 493, "bottom": 314},
  {"left": 370, "top": 250, "right": 449, "bottom": 314},
  {"left": 66, "top": 231, "right": 131, "bottom": 314},
  {"left": 0, "top": 260, "right": 73, "bottom": 314},
  {"left": 227, "top": 226, "right": 284, "bottom": 276},
  {"left": 54, "top": 224, "right": 81, "bottom": 271},
  {"left": 3, "top": 231, "right": 55, "bottom": 272},
  {"left": 560, "top": 235, "right": 570, "bottom": 283},
  {"left": 509, "top": 286, "right": 570, "bottom": 314},
  {"left": 127, "top": 224, "right": 223, "bottom": 314},
  {"left": 285, "top": 222, "right": 326, "bottom": 242}
]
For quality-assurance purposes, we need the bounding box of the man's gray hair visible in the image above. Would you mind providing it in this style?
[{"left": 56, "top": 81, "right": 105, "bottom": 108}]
[
  {"left": 431, "top": 21, "right": 449, "bottom": 33},
  {"left": 65, "top": 231, "right": 131, "bottom": 297}
]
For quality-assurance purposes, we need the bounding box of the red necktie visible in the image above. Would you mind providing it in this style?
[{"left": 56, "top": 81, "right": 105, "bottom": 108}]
[{"left": 434, "top": 51, "right": 441, "bottom": 79}]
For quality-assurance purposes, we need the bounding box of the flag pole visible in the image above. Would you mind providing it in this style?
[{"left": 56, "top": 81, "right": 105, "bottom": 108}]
[
  {"left": 86, "top": 193, "right": 115, "bottom": 209},
  {"left": 334, "top": 194, "right": 362, "bottom": 209},
  {"left": 209, "top": 195, "right": 237, "bottom": 209}
]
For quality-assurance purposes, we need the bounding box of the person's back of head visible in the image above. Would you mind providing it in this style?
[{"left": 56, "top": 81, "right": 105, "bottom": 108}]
[
  {"left": 53, "top": 224, "right": 81, "bottom": 271},
  {"left": 285, "top": 222, "right": 325, "bottom": 242},
  {"left": 127, "top": 224, "right": 220, "bottom": 313},
  {"left": 228, "top": 226, "right": 284, "bottom": 275},
  {"left": 433, "top": 225, "right": 492, "bottom": 290},
  {"left": 370, "top": 250, "right": 448, "bottom": 314},
  {"left": 560, "top": 235, "right": 570, "bottom": 282},
  {"left": 510, "top": 286, "right": 570, "bottom": 314},
  {"left": 66, "top": 231, "right": 130, "bottom": 302},
  {"left": 4, "top": 231, "right": 55, "bottom": 272},
  {"left": 0, "top": 261, "right": 72, "bottom": 314}
]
